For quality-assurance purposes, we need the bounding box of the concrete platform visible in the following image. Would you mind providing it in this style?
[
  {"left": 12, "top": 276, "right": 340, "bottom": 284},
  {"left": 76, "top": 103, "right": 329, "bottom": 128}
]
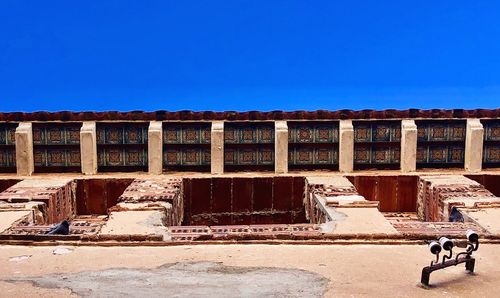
[
  {"left": 0, "top": 211, "right": 30, "bottom": 233},
  {"left": 324, "top": 208, "right": 398, "bottom": 235},
  {"left": 100, "top": 211, "right": 170, "bottom": 240},
  {"left": 307, "top": 176, "right": 398, "bottom": 235},
  {"left": 462, "top": 208, "right": 500, "bottom": 234}
]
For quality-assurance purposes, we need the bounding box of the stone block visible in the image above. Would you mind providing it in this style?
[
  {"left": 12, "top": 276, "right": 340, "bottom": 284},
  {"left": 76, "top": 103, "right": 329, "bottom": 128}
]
[
  {"left": 80, "top": 122, "right": 97, "bottom": 175},
  {"left": 211, "top": 121, "right": 224, "bottom": 174},
  {"left": 117, "top": 177, "right": 183, "bottom": 225},
  {"left": 465, "top": 118, "right": 484, "bottom": 172},
  {"left": 401, "top": 120, "right": 417, "bottom": 172},
  {"left": 274, "top": 121, "right": 288, "bottom": 173},
  {"left": 15, "top": 122, "right": 34, "bottom": 176},
  {"left": 339, "top": 120, "right": 354, "bottom": 172},
  {"left": 148, "top": 121, "right": 163, "bottom": 174}
]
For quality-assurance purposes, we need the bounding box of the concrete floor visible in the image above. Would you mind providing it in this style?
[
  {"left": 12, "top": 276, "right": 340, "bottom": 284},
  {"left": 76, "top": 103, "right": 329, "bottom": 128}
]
[{"left": 1, "top": 244, "right": 500, "bottom": 297}]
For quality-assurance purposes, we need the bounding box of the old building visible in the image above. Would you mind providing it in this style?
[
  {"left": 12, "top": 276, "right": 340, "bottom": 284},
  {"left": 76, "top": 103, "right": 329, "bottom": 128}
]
[{"left": 0, "top": 109, "right": 499, "bottom": 243}]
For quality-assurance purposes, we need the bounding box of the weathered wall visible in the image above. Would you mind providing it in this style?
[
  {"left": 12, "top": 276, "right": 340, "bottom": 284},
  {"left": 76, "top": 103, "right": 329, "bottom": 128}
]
[
  {"left": 0, "top": 179, "right": 20, "bottom": 193},
  {"left": 0, "top": 178, "right": 77, "bottom": 224},
  {"left": 465, "top": 174, "right": 500, "bottom": 197},
  {"left": 183, "top": 177, "right": 305, "bottom": 225},
  {"left": 75, "top": 178, "right": 134, "bottom": 215},
  {"left": 347, "top": 175, "right": 418, "bottom": 212},
  {"left": 114, "top": 178, "right": 183, "bottom": 226},
  {"left": 417, "top": 175, "right": 500, "bottom": 222}
]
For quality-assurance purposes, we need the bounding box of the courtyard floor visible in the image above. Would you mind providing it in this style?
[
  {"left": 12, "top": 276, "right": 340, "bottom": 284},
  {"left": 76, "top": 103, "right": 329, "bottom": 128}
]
[{"left": 1, "top": 244, "right": 499, "bottom": 297}]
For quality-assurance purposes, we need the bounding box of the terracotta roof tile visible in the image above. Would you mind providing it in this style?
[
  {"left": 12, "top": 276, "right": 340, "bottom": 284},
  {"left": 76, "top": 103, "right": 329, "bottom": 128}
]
[{"left": 0, "top": 108, "right": 498, "bottom": 122}]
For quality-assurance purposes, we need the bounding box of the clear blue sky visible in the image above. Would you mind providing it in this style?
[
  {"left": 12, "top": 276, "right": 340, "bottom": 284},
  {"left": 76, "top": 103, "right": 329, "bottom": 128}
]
[{"left": 1, "top": 1, "right": 499, "bottom": 112}]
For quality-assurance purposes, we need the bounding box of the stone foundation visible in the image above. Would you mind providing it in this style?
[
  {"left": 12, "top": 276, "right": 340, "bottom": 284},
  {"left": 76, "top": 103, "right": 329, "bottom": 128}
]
[
  {"left": 417, "top": 175, "right": 500, "bottom": 222},
  {"left": 305, "top": 176, "right": 398, "bottom": 235},
  {"left": 114, "top": 177, "right": 183, "bottom": 226},
  {"left": 0, "top": 178, "right": 76, "bottom": 224},
  {"left": 0, "top": 173, "right": 500, "bottom": 243}
]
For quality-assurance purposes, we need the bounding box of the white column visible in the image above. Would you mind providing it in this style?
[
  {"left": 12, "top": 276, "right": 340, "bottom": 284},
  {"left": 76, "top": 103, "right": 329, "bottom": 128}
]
[
  {"left": 211, "top": 121, "right": 224, "bottom": 174},
  {"left": 275, "top": 121, "right": 288, "bottom": 174},
  {"left": 148, "top": 121, "right": 163, "bottom": 175},
  {"left": 401, "top": 120, "right": 417, "bottom": 172},
  {"left": 339, "top": 120, "right": 354, "bottom": 173},
  {"left": 15, "top": 122, "right": 34, "bottom": 176},
  {"left": 465, "top": 118, "right": 484, "bottom": 172},
  {"left": 80, "top": 121, "right": 97, "bottom": 175}
]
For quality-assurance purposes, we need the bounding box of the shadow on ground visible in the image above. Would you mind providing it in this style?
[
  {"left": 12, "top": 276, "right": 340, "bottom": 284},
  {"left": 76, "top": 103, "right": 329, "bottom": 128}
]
[{"left": 5, "top": 261, "right": 329, "bottom": 297}]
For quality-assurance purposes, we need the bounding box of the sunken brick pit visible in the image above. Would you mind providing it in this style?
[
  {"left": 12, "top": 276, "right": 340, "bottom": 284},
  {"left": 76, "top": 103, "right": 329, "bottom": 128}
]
[
  {"left": 0, "top": 173, "right": 499, "bottom": 244},
  {"left": 182, "top": 177, "right": 306, "bottom": 226}
]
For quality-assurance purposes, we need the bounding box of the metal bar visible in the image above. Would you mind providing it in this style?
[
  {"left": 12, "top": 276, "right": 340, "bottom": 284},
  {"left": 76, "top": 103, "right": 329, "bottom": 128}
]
[{"left": 420, "top": 256, "right": 475, "bottom": 286}]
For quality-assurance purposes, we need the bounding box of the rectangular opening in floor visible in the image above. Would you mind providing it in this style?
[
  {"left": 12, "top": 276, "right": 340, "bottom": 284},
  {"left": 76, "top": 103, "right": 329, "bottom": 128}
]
[
  {"left": 182, "top": 177, "right": 307, "bottom": 225},
  {"left": 75, "top": 178, "right": 135, "bottom": 215}
]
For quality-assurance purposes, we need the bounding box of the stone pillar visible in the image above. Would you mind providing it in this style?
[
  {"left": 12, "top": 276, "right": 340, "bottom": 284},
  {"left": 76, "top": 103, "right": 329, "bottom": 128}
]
[
  {"left": 211, "top": 121, "right": 224, "bottom": 174},
  {"left": 401, "top": 120, "right": 417, "bottom": 172},
  {"left": 339, "top": 120, "right": 354, "bottom": 173},
  {"left": 275, "top": 121, "right": 288, "bottom": 174},
  {"left": 80, "top": 121, "right": 97, "bottom": 175},
  {"left": 15, "top": 122, "right": 34, "bottom": 176},
  {"left": 148, "top": 121, "right": 163, "bottom": 175},
  {"left": 465, "top": 118, "right": 484, "bottom": 172}
]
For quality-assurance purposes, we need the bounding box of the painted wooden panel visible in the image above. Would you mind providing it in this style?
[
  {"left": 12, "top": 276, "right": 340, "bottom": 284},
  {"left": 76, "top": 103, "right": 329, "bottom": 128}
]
[
  {"left": 98, "top": 148, "right": 148, "bottom": 167},
  {"left": 32, "top": 123, "right": 82, "bottom": 170},
  {"left": 163, "top": 123, "right": 211, "bottom": 144},
  {"left": 416, "top": 120, "right": 466, "bottom": 168},
  {"left": 0, "top": 124, "right": 17, "bottom": 170}
]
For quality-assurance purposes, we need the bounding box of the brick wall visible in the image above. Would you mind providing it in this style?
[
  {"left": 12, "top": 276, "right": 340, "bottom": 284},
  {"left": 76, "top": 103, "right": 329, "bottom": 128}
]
[
  {"left": 75, "top": 179, "right": 134, "bottom": 215},
  {"left": 417, "top": 175, "right": 500, "bottom": 221},
  {"left": 347, "top": 176, "right": 418, "bottom": 212},
  {"left": 183, "top": 177, "right": 305, "bottom": 225},
  {"left": 116, "top": 178, "right": 183, "bottom": 226},
  {"left": 0, "top": 178, "right": 77, "bottom": 224}
]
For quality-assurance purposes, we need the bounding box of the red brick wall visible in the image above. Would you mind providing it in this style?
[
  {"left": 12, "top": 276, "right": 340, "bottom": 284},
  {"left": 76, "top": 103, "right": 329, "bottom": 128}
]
[
  {"left": 347, "top": 175, "right": 418, "bottom": 212},
  {"left": 0, "top": 179, "right": 20, "bottom": 193},
  {"left": 466, "top": 174, "right": 500, "bottom": 197},
  {"left": 183, "top": 177, "right": 305, "bottom": 225},
  {"left": 75, "top": 179, "right": 134, "bottom": 215},
  {"left": 0, "top": 179, "right": 77, "bottom": 224},
  {"left": 417, "top": 176, "right": 497, "bottom": 221}
]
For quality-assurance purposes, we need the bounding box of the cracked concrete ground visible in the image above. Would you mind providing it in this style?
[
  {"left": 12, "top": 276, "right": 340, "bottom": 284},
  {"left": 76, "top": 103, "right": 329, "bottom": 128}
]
[
  {"left": 6, "top": 261, "right": 328, "bottom": 297},
  {"left": 1, "top": 244, "right": 500, "bottom": 297}
]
